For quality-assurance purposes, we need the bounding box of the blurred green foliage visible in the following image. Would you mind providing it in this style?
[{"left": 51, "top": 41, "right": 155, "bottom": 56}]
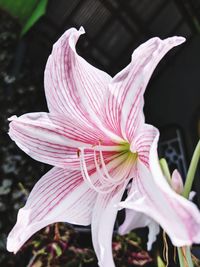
[{"left": 0, "top": 0, "right": 48, "bottom": 35}]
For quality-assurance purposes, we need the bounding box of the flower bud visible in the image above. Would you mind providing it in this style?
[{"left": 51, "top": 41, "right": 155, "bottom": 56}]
[{"left": 171, "top": 169, "right": 184, "bottom": 194}]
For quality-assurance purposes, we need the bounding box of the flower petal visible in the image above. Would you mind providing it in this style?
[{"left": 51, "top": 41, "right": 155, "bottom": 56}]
[
  {"left": 120, "top": 160, "right": 200, "bottom": 247},
  {"left": 189, "top": 191, "right": 196, "bottom": 201},
  {"left": 8, "top": 112, "right": 114, "bottom": 169},
  {"left": 118, "top": 209, "right": 159, "bottom": 250},
  {"left": 44, "top": 27, "right": 122, "bottom": 142},
  {"left": 7, "top": 167, "right": 97, "bottom": 253},
  {"left": 130, "top": 124, "right": 158, "bottom": 168},
  {"left": 106, "top": 36, "right": 185, "bottom": 141},
  {"left": 44, "top": 27, "right": 110, "bottom": 116},
  {"left": 92, "top": 184, "right": 127, "bottom": 267}
]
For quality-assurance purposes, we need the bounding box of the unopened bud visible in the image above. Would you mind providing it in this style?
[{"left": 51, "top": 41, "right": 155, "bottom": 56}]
[{"left": 171, "top": 169, "right": 184, "bottom": 194}]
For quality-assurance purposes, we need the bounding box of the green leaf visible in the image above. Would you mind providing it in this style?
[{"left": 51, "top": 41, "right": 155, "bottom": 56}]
[
  {"left": 52, "top": 243, "right": 62, "bottom": 257},
  {"left": 0, "top": 0, "right": 39, "bottom": 23},
  {"left": 157, "top": 255, "right": 166, "bottom": 267},
  {"left": 32, "top": 240, "right": 41, "bottom": 248},
  {"left": 0, "top": 0, "right": 48, "bottom": 35},
  {"left": 21, "top": 0, "right": 48, "bottom": 36},
  {"left": 182, "top": 139, "right": 200, "bottom": 199}
]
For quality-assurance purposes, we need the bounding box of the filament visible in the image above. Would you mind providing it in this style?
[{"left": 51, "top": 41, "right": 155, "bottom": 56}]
[
  {"left": 79, "top": 147, "right": 115, "bottom": 194},
  {"left": 79, "top": 142, "right": 135, "bottom": 194}
]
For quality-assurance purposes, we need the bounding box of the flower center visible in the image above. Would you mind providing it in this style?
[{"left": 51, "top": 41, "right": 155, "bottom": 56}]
[
  {"left": 78, "top": 140, "right": 139, "bottom": 194},
  {"left": 118, "top": 142, "right": 138, "bottom": 162}
]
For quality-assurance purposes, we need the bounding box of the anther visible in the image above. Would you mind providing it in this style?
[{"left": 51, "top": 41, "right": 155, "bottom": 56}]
[{"left": 77, "top": 149, "right": 81, "bottom": 158}]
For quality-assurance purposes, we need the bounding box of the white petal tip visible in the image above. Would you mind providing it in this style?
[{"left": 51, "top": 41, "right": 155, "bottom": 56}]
[
  {"left": 118, "top": 226, "right": 126, "bottom": 235},
  {"left": 173, "top": 36, "right": 186, "bottom": 45},
  {"left": 189, "top": 191, "right": 196, "bottom": 201},
  {"left": 147, "top": 223, "right": 160, "bottom": 251},
  {"left": 79, "top": 26, "right": 85, "bottom": 34},
  {"left": 7, "top": 238, "right": 19, "bottom": 254},
  {"left": 8, "top": 115, "right": 18, "bottom": 121}
]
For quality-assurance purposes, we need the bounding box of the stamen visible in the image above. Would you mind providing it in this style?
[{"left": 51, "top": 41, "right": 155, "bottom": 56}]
[
  {"left": 94, "top": 145, "right": 126, "bottom": 152},
  {"left": 77, "top": 149, "right": 81, "bottom": 158},
  {"left": 98, "top": 149, "right": 127, "bottom": 184},
  {"left": 98, "top": 138, "right": 103, "bottom": 145},
  {"left": 79, "top": 148, "right": 114, "bottom": 194},
  {"left": 96, "top": 139, "right": 133, "bottom": 185},
  {"left": 173, "top": 246, "right": 176, "bottom": 263},
  {"left": 93, "top": 149, "right": 114, "bottom": 185},
  {"left": 78, "top": 142, "right": 136, "bottom": 194},
  {"left": 162, "top": 231, "right": 169, "bottom": 267}
]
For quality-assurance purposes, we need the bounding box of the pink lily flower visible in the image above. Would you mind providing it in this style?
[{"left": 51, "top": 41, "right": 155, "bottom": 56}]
[{"left": 7, "top": 27, "right": 200, "bottom": 267}]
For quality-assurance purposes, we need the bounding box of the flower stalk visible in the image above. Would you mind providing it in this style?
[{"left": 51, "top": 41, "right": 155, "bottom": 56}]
[
  {"left": 177, "top": 247, "right": 187, "bottom": 267},
  {"left": 186, "top": 247, "right": 194, "bottom": 267},
  {"left": 182, "top": 140, "right": 200, "bottom": 199},
  {"left": 159, "top": 158, "right": 171, "bottom": 185}
]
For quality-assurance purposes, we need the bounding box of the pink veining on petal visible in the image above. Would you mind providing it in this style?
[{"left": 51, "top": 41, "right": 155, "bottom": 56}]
[
  {"left": 7, "top": 167, "right": 97, "bottom": 253},
  {"left": 92, "top": 183, "right": 128, "bottom": 267},
  {"left": 45, "top": 27, "right": 123, "bottom": 142},
  {"left": 119, "top": 160, "right": 200, "bottom": 247},
  {"left": 8, "top": 112, "right": 118, "bottom": 169},
  {"left": 105, "top": 36, "right": 185, "bottom": 142},
  {"left": 130, "top": 124, "right": 158, "bottom": 168}
]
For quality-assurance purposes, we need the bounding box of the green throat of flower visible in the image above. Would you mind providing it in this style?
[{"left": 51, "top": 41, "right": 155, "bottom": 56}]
[{"left": 119, "top": 142, "right": 138, "bottom": 163}]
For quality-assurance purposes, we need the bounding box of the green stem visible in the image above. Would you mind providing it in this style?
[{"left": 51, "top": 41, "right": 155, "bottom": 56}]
[
  {"left": 186, "top": 247, "right": 194, "bottom": 267},
  {"left": 159, "top": 158, "right": 172, "bottom": 184},
  {"left": 177, "top": 247, "right": 185, "bottom": 267},
  {"left": 177, "top": 247, "right": 194, "bottom": 267},
  {"left": 182, "top": 140, "right": 200, "bottom": 198}
]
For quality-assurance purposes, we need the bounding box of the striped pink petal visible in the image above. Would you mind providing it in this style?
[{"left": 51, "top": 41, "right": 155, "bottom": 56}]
[
  {"left": 45, "top": 27, "right": 111, "bottom": 119},
  {"left": 92, "top": 183, "right": 127, "bottom": 267},
  {"left": 118, "top": 209, "right": 159, "bottom": 250},
  {"left": 7, "top": 167, "right": 97, "bottom": 253},
  {"left": 105, "top": 36, "right": 185, "bottom": 141},
  {"left": 44, "top": 27, "right": 122, "bottom": 142},
  {"left": 130, "top": 124, "right": 158, "bottom": 168},
  {"left": 120, "top": 159, "right": 200, "bottom": 247},
  {"left": 8, "top": 112, "right": 115, "bottom": 169}
]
